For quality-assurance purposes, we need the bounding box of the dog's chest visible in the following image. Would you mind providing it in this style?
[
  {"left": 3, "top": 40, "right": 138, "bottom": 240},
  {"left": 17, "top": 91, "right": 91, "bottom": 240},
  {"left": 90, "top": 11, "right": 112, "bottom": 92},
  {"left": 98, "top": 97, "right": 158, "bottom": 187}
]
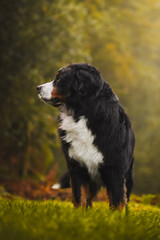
[{"left": 59, "top": 112, "right": 103, "bottom": 180}]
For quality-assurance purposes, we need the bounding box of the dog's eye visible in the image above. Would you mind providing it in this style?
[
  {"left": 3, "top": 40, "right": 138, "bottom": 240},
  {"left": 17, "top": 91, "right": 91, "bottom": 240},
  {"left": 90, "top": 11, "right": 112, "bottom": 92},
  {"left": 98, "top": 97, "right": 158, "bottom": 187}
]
[{"left": 56, "top": 78, "right": 60, "bottom": 83}]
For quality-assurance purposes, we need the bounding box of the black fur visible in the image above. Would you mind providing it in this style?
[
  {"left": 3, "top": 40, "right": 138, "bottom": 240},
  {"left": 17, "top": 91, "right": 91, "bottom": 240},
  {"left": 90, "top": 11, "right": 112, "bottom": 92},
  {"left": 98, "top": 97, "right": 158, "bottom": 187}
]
[{"left": 38, "top": 63, "right": 135, "bottom": 209}]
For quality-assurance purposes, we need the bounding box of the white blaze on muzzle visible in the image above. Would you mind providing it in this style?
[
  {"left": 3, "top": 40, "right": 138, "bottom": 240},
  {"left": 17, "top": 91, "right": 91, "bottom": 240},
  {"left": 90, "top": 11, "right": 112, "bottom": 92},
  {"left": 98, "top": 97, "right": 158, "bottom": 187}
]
[{"left": 38, "top": 81, "right": 54, "bottom": 100}]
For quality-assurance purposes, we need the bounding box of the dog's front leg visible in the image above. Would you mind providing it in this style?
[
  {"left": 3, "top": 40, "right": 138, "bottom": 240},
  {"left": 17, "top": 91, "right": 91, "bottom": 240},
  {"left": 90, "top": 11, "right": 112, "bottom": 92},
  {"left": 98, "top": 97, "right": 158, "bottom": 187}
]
[
  {"left": 68, "top": 160, "right": 82, "bottom": 208},
  {"left": 70, "top": 173, "right": 81, "bottom": 208}
]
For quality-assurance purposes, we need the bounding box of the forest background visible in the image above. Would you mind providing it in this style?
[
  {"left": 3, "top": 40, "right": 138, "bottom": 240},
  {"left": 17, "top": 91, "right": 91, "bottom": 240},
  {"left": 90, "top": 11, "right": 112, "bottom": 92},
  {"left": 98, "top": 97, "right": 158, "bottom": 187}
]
[{"left": 0, "top": 0, "right": 160, "bottom": 196}]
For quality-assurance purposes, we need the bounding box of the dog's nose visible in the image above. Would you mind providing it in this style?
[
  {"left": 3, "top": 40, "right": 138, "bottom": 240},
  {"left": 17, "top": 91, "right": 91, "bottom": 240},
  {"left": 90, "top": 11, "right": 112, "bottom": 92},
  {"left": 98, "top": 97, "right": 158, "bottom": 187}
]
[{"left": 37, "top": 85, "right": 42, "bottom": 93}]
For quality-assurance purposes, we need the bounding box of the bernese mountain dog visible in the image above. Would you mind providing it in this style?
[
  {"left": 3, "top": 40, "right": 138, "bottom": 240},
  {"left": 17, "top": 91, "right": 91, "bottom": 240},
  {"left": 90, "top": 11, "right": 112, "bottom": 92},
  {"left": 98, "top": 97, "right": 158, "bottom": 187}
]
[{"left": 37, "top": 63, "right": 135, "bottom": 209}]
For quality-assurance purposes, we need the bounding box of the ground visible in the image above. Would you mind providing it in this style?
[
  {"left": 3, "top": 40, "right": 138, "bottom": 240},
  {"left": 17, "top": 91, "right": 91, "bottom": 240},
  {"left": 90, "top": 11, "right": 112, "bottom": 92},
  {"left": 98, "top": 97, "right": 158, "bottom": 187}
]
[{"left": 0, "top": 195, "right": 160, "bottom": 240}]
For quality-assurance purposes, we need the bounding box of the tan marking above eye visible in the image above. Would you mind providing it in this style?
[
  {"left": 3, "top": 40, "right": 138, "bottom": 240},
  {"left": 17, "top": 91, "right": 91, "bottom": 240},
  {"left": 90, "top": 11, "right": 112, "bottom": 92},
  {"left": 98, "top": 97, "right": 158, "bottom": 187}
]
[
  {"left": 51, "top": 87, "right": 65, "bottom": 99},
  {"left": 56, "top": 72, "right": 59, "bottom": 76}
]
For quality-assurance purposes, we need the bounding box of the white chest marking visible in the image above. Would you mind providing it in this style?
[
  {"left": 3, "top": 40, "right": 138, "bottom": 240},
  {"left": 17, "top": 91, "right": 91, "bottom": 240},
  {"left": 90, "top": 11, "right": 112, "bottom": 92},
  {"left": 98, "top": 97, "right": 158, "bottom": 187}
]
[{"left": 59, "top": 112, "right": 103, "bottom": 180}]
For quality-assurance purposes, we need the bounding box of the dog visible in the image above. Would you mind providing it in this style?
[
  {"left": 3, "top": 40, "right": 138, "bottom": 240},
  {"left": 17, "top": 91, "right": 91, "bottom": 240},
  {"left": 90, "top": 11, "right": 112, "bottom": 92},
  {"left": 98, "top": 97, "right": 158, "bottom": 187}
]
[{"left": 37, "top": 63, "right": 135, "bottom": 209}]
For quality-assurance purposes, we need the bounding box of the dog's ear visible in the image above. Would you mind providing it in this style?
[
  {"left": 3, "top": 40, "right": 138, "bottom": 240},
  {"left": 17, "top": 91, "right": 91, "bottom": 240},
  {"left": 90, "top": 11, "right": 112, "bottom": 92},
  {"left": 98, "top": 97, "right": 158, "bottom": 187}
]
[{"left": 74, "top": 69, "right": 97, "bottom": 95}]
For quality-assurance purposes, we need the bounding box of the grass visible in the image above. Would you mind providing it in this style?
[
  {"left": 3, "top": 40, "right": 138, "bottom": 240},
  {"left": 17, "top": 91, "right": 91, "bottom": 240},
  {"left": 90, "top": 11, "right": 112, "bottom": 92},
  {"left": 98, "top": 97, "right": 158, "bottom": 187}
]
[{"left": 0, "top": 198, "right": 160, "bottom": 240}]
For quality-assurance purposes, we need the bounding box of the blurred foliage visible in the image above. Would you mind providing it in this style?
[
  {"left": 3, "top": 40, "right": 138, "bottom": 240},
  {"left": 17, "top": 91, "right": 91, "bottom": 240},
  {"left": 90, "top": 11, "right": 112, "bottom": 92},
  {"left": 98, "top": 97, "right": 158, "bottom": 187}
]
[{"left": 0, "top": 0, "right": 160, "bottom": 193}]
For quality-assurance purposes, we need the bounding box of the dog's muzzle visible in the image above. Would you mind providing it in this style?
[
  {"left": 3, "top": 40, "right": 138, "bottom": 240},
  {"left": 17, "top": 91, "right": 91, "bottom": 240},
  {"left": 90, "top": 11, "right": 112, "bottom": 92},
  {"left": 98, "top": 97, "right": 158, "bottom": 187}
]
[
  {"left": 37, "top": 85, "right": 42, "bottom": 94},
  {"left": 37, "top": 82, "right": 63, "bottom": 107}
]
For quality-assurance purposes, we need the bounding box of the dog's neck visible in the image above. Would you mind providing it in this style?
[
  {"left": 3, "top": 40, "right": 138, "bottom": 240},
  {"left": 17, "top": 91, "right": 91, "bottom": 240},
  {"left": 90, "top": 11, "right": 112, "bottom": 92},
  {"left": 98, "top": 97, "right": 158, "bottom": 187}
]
[{"left": 59, "top": 104, "right": 74, "bottom": 116}]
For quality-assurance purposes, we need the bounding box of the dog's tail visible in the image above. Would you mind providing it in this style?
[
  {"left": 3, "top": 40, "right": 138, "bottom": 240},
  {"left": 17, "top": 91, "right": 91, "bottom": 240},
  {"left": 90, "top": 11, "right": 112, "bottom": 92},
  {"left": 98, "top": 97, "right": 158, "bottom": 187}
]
[{"left": 51, "top": 171, "right": 70, "bottom": 189}]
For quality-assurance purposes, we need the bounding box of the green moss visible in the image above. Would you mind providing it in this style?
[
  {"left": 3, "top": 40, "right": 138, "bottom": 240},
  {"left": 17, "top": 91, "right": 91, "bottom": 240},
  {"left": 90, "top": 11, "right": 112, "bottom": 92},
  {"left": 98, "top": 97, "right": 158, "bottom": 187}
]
[{"left": 0, "top": 199, "right": 160, "bottom": 240}]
